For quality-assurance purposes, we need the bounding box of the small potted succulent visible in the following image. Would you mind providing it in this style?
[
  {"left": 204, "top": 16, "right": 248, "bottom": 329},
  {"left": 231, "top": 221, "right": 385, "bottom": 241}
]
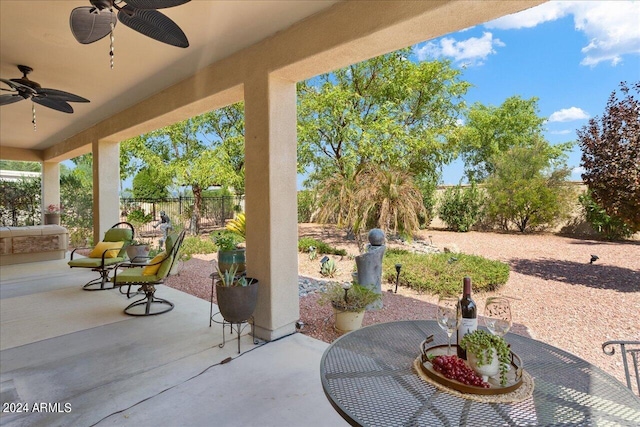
[
  {"left": 320, "top": 282, "right": 381, "bottom": 332},
  {"left": 215, "top": 264, "right": 259, "bottom": 323},
  {"left": 460, "top": 329, "right": 511, "bottom": 385}
]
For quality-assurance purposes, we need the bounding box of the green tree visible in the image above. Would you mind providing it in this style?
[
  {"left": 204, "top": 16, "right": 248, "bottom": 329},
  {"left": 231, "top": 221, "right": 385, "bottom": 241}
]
[
  {"left": 577, "top": 81, "right": 640, "bottom": 232},
  {"left": 298, "top": 49, "right": 470, "bottom": 232},
  {"left": 0, "top": 177, "right": 40, "bottom": 226},
  {"left": 132, "top": 167, "right": 170, "bottom": 199},
  {"left": 484, "top": 140, "right": 573, "bottom": 232},
  {"left": 121, "top": 104, "right": 246, "bottom": 234},
  {"left": 0, "top": 160, "right": 41, "bottom": 172},
  {"left": 61, "top": 155, "right": 94, "bottom": 244},
  {"left": 456, "top": 96, "right": 570, "bottom": 182}
]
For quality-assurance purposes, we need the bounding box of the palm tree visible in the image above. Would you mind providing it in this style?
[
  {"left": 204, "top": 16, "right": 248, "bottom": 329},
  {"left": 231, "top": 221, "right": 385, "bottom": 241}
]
[
  {"left": 313, "top": 165, "right": 425, "bottom": 250},
  {"left": 355, "top": 165, "right": 425, "bottom": 239}
]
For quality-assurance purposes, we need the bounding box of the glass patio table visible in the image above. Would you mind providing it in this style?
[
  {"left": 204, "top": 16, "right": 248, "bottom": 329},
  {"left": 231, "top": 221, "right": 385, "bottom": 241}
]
[{"left": 320, "top": 320, "right": 640, "bottom": 426}]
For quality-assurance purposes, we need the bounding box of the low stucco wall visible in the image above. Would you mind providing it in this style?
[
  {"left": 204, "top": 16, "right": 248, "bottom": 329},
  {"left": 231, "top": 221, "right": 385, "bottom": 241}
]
[{"left": 0, "top": 225, "right": 68, "bottom": 265}]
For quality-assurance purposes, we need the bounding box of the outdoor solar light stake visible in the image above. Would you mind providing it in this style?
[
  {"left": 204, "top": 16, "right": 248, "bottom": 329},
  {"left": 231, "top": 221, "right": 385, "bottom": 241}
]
[{"left": 394, "top": 263, "right": 402, "bottom": 293}]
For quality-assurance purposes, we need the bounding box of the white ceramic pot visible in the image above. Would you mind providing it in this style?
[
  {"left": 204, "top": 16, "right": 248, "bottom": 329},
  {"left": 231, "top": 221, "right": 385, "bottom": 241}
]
[
  {"left": 334, "top": 308, "right": 365, "bottom": 333},
  {"left": 467, "top": 347, "right": 500, "bottom": 381}
]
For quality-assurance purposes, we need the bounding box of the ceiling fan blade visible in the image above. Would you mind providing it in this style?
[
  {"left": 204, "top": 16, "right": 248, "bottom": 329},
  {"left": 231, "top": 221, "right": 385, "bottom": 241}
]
[
  {"left": 38, "top": 88, "right": 90, "bottom": 103},
  {"left": 0, "top": 78, "right": 35, "bottom": 94},
  {"left": 32, "top": 97, "right": 74, "bottom": 113},
  {"left": 0, "top": 94, "right": 25, "bottom": 106},
  {"left": 118, "top": 6, "right": 189, "bottom": 47},
  {"left": 124, "top": 0, "right": 191, "bottom": 10},
  {"left": 70, "top": 6, "right": 117, "bottom": 44}
]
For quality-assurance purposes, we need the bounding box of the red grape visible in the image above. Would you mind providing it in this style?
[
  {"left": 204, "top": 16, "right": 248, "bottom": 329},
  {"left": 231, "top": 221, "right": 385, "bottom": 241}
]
[{"left": 430, "top": 355, "right": 490, "bottom": 388}]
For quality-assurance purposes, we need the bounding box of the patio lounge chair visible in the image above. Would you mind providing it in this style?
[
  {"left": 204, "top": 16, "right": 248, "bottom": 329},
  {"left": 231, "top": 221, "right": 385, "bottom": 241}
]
[
  {"left": 68, "top": 222, "right": 134, "bottom": 291},
  {"left": 113, "top": 230, "right": 186, "bottom": 316}
]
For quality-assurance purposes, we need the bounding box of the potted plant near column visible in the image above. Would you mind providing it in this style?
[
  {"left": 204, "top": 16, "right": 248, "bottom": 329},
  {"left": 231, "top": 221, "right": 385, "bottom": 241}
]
[
  {"left": 214, "top": 212, "right": 246, "bottom": 273},
  {"left": 215, "top": 265, "right": 259, "bottom": 323},
  {"left": 320, "top": 282, "right": 382, "bottom": 332},
  {"left": 44, "top": 204, "right": 62, "bottom": 225},
  {"left": 126, "top": 239, "right": 151, "bottom": 263}
]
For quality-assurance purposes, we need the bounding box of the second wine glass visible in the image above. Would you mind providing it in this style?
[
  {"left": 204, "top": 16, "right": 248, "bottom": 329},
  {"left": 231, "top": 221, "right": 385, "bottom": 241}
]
[
  {"left": 436, "top": 296, "right": 459, "bottom": 355},
  {"left": 484, "top": 297, "right": 512, "bottom": 337}
]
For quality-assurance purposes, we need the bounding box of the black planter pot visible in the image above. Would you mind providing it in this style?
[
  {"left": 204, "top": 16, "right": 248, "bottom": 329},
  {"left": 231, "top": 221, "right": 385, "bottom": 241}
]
[{"left": 216, "top": 279, "right": 258, "bottom": 323}]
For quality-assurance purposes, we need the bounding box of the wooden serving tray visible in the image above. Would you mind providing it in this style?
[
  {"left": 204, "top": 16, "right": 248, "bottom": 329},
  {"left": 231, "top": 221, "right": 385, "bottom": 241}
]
[{"left": 419, "top": 344, "right": 524, "bottom": 395}]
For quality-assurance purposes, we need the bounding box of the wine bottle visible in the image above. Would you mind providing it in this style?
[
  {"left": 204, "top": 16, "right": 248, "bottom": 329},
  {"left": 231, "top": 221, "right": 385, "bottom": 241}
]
[{"left": 456, "top": 276, "right": 477, "bottom": 359}]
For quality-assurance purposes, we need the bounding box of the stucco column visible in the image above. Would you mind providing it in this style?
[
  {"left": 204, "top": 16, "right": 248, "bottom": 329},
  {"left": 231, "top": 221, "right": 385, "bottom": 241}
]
[
  {"left": 244, "top": 73, "right": 299, "bottom": 341},
  {"left": 92, "top": 140, "right": 120, "bottom": 243},
  {"left": 41, "top": 161, "right": 60, "bottom": 223}
]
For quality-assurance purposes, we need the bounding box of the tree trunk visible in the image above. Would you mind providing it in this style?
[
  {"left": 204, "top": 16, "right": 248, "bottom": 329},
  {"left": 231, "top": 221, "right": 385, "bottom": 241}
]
[{"left": 191, "top": 185, "right": 202, "bottom": 234}]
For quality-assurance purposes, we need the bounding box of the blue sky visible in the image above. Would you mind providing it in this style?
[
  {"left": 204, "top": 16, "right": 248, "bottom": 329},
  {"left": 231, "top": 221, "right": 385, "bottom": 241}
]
[{"left": 415, "top": 0, "right": 640, "bottom": 184}]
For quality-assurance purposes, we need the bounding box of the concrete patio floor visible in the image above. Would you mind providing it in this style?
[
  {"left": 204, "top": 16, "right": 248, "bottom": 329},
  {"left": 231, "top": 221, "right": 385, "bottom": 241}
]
[{"left": 0, "top": 257, "right": 347, "bottom": 427}]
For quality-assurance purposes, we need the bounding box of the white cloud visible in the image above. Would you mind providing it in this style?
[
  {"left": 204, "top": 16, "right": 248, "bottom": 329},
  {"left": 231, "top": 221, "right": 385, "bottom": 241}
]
[
  {"left": 571, "top": 166, "right": 585, "bottom": 177},
  {"left": 415, "top": 32, "right": 504, "bottom": 66},
  {"left": 485, "top": 1, "right": 640, "bottom": 67},
  {"left": 550, "top": 129, "right": 573, "bottom": 135},
  {"left": 485, "top": 1, "right": 573, "bottom": 29},
  {"left": 548, "top": 107, "right": 590, "bottom": 122}
]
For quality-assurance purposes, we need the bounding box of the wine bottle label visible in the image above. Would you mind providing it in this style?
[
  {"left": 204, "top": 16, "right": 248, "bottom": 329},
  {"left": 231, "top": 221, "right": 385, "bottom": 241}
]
[{"left": 458, "top": 318, "right": 477, "bottom": 339}]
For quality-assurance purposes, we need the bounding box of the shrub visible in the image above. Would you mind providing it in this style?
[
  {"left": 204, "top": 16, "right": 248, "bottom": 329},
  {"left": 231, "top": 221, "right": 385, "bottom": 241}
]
[
  {"left": 438, "top": 182, "right": 485, "bottom": 232},
  {"left": 320, "top": 258, "right": 338, "bottom": 278},
  {"left": 126, "top": 207, "right": 153, "bottom": 228},
  {"left": 181, "top": 235, "right": 217, "bottom": 261},
  {"left": 578, "top": 191, "right": 633, "bottom": 240},
  {"left": 212, "top": 230, "right": 244, "bottom": 251},
  {"left": 382, "top": 252, "right": 509, "bottom": 296},
  {"left": 298, "top": 237, "right": 347, "bottom": 256},
  {"left": 69, "top": 228, "right": 92, "bottom": 247},
  {"left": 483, "top": 142, "right": 573, "bottom": 232}
]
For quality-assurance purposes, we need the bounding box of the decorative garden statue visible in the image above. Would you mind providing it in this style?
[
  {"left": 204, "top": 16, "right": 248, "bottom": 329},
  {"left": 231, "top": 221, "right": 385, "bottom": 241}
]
[
  {"left": 153, "top": 210, "right": 172, "bottom": 247},
  {"left": 355, "top": 228, "right": 386, "bottom": 309}
]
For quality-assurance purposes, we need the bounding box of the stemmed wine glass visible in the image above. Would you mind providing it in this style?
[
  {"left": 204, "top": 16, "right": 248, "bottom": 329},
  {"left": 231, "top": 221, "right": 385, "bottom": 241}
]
[
  {"left": 484, "top": 297, "right": 512, "bottom": 337},
  {"left": 436, "top": 296, "right": 459, "bottom": 355}
]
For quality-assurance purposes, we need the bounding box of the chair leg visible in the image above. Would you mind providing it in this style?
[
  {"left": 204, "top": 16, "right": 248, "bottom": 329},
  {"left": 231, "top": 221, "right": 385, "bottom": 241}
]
[
  {"left": 123, "top": 286, "right": 174, "bottom": 316},
  {"left": 82, "top": 269, "right": 114, "bottom": 291}
]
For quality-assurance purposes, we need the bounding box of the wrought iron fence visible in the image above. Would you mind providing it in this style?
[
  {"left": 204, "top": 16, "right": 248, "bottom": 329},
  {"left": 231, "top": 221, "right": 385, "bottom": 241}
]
[{"left": 120, "top": 196, "right": 244, "bottom": 237}]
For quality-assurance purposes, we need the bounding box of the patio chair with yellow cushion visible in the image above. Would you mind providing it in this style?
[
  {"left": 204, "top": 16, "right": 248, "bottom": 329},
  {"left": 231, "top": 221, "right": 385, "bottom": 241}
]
[
  {"left": 113, "top": 230, "right": 185, "bottom": 316},
  {"left": 68, "top": 222, "right": 135, "bottom": 291}
]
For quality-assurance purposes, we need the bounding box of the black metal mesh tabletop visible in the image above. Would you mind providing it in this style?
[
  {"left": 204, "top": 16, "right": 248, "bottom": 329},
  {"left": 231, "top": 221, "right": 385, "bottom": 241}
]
[{"left": 320, "top": 320, "right": 640, "bottom": 426}]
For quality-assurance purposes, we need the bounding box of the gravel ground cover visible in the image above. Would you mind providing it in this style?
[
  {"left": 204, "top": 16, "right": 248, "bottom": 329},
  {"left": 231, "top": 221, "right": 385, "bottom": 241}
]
[{"left": 165, "top": 224, "right": 640, "bottom": 390}]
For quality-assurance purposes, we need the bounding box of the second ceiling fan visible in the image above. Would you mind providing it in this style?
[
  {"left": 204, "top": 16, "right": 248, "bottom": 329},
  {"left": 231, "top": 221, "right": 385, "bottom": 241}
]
[{"left": 70, "top": 0, "right": 191, "bottom": 68}]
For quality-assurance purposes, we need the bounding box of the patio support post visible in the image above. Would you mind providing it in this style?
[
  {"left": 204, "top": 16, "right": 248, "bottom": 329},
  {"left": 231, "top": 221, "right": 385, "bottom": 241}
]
[
  {"left": 92, "top": 140, "right": 120, "bottom": 243},
  {"left": 41, "top": 161, "right": 60, "bottom": 223},
  {"left": 244, "top": 72, "right": 299, "bottom": 341}
]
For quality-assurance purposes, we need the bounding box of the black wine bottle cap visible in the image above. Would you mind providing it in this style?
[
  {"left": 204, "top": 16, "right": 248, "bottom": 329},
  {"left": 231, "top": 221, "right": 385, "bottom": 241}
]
[{"left": 463, "top": 276, "right": 472, "bottom": 295}]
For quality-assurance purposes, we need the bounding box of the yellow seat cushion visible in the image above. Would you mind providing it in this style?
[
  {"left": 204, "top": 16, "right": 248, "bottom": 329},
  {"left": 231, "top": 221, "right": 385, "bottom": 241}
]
[
  {"left": 88, "top": 241, "right": 124, "bottom": 258},
  {"left": 143, "top": 252, "right": 166, "bottom": 276}
]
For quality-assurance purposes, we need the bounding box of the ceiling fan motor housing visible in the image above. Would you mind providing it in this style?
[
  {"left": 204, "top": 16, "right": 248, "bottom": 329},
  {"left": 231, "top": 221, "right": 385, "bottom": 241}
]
[{"left": 90, "top": 0, "right": 113, "bottom": 11}]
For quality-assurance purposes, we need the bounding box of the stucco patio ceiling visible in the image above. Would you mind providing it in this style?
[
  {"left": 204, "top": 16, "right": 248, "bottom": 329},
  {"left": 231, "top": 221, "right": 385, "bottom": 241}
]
[
  {"left": 0, "top": 0, "right": 340, "bottom": 154},
  {"left": 1, "top": 1, "right": 546, "bottom": 162}
]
